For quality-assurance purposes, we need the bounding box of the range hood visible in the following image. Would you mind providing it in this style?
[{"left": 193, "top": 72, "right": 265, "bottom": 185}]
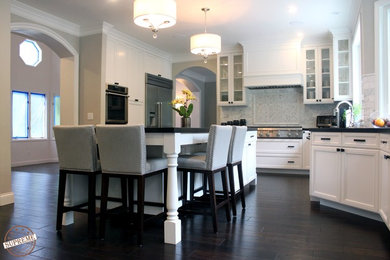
[{"left": 240, "top": 39, "right": 304, "bottom": 88}]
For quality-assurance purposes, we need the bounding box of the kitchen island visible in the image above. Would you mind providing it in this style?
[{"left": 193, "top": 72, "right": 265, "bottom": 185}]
[
  {"left": 308, "top": 127, "right": 390, "bottom": 231},
  {"left": 62, "top": 127, "right": 257, "bottom": 245}
]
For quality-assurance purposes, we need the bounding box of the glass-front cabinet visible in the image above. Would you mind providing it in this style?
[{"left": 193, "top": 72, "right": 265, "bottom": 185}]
[
  {"left": 333, "top": 36, "right": 352, "bottom": 101},
  {"left": 303, "top": 46, "right": 333, "bottom": 104},
  {"left": 217, "top": 53, "right": 245, "bottom": 106}
]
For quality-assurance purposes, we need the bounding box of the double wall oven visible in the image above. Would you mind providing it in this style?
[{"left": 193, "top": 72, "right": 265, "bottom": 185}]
[{"left": 106, "top": 83, "right": 128, "bottom": 124}]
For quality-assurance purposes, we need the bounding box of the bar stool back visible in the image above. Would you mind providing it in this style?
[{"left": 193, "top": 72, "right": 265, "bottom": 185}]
[
  {"left": 53, "top": 125, "right": 100, "bottom": 235},
  {"left": 96, "top": 125, "right": 167, "bottom": 246}
]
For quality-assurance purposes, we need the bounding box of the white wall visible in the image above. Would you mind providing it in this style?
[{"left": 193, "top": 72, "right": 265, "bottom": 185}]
[
  {"left": 11, "top": 33, "right": 60, "bottom": 166},
  {"left": 0, "top": 0, "right": 13, "bottom": 206}
]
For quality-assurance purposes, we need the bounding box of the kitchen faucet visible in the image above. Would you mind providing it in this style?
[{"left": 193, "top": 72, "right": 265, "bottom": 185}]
[{"left": 333, "top": 100, "right": 353, "bottom": 128}]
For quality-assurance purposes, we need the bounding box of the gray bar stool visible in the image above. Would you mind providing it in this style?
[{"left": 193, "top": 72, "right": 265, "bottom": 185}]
[
  {"left": 53, "top": 125, "right": 101, "bottom": 235},
  {"left": 227, "top": 126, "right": 247, "bottom": 216},
  {"left": 96, "top": 125, "right": 167, "bottom": 246},
  {"left": 178, "top": 125, "right": 232, "bottom": 233}
]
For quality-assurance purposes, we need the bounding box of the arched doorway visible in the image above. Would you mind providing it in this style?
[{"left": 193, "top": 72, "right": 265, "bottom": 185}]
[
  {"left": 10, "top": 22, "right": 79, "bottom": 166},
  {"left": 175, "top": 67, "right": 217, "bottom": 128}
]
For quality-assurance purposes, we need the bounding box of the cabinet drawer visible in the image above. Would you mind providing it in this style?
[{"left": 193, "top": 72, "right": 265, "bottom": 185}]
[
  {"left": 380, "top": 134, "right": 390, "bottom": 153},
  {"left": 311, "top": 133, "right": 341, "bottom": 146},
  {"left": 256, "top": 155, "right": 302, "bottom": 169},
  {"left": 246, "top": 131, "right": 257, "bottom": 143},
  {"left": 342, "top": 133, "right": 379, "bottom": 149},
  {"left": 256, "top": 139, "right": 302, "bottom": 154}
]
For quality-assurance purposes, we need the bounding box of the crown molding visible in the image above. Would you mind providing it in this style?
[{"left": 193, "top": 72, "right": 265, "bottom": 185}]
[
  {"left": 105, "top": 26, "right": 172, "bottom": 62},
  {"left": 11, "top": 0, "right": 80, "bottom": 36}
]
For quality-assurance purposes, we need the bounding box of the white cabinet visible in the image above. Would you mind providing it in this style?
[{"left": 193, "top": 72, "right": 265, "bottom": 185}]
[
  {"left": 302, "top": 131, "right": 311, "bottom": 170},
  {"left": 379, "top": 134, "right": 390, "bottom": 229},
  {"left": 242, "top": 131, "right": 257, "bottom": 185},
  {"left": 105, "top": 36, "right": 171, "bottom": 125},
  {"left": 217, "top": 53, "right": 245, "bottom": 106},
  {"left": 341, "top": 148, "right": 379, "bottom": 211},
  {"left": 310, "top": 132, "right": 379, "bottom": 212},
  {"left": 256, "top": 139, "right": 303, "bottom": 169},
  {"left": 332, "top": 32, "right": 352, "bottom": 101},
  {"left": 311, "top": 145, "right": 341, "bottom": 201},
  {"left": 303, "top": 46, "right": 333, "bottom": 104}
]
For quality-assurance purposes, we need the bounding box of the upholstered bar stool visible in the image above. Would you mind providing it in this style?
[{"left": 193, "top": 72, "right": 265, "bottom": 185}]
[
  {"left": 96, "top": 125, "right": 167, "bottom": 246},
  {"left": 178, "top": 125, "right": 232, "bottom": 233},
  {"left": 53, "top": 125, "right": 101, "bottom": 235},
  {"left": 227, "top": 126, "right": 247, "bottom": 216}
]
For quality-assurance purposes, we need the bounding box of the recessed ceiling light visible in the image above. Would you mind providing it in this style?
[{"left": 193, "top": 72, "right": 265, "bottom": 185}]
[{"left": 288, "top": 5, "right": 298, "bottom": 14}]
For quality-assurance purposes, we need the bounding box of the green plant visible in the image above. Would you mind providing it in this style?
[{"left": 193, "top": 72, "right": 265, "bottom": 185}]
[{"left": 171, "top": 89, "right": 196, "bottom": 118}]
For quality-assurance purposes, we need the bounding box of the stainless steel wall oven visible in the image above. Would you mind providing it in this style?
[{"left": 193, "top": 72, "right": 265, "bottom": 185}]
[{"left": 105, "top": 83, "right": 128, "bottom": 124}]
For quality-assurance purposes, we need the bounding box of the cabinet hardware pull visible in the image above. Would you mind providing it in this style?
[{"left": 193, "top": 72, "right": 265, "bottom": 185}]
[
  {"left": 341, "top": 148, "right": 345, "bottom": 152},
  {"left": 248, "top": 143, "right": 251, "bottom": 146},
  {"left": 288, "top": 161, "right": 295, "bottom": 164},
  {"left": 306, "top": 137, "right": 311, "bottom": 140},
  {"left": 381, "top": 141, "right": 388, "bottom": 144},
  {"left": 336, "top": 148, "right": 341, "bottom": 152},
  {"left": 353, "top": 139, "right": 366, "bottom": 142},
  {"left": 385, "top": 155, "right": 390, "bottom": 160},
  {"left": 134, "top": 99, "right": 139, "bottom": 102},
  {"left": 287, "top": 146, "right": 295, "bottom": 148},
  {"left": 321, "top": 138, "right": 331, "bottom": 141},
  {"left": 250, "top": 135, "right": 255, "bottom": 138}
]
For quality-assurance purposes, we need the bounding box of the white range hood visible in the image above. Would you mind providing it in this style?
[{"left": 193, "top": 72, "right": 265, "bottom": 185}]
[{"left": 240, "top": 39, "right": 304, "bottom": 88}]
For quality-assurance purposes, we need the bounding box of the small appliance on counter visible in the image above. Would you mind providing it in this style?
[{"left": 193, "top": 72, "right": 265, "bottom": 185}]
[
  {"left": 221, "top": 119, "right": 247, "bottom": 126},
  {"left": 316, "top": 115, "right": 337, "bottom": 128}
]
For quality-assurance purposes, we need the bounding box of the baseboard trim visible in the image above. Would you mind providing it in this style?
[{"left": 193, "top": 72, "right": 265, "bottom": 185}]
[
  {"left": 11, "top": 159, "right": 58, "bottom": 167},
  {"left": 0, "top": 192, "right": 15, "bottom": 206},
  {"left": 257, "top": 168, "right": 309, "bottom": 175}
]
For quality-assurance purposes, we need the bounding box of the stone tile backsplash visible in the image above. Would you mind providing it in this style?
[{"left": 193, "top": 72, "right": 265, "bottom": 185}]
[{"left": 219, "top": 88, "right": 335, "bottom": 128}]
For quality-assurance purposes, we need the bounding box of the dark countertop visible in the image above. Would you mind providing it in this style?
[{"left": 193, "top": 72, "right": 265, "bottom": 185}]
[
  {"left": 145, "top": 126, "right": 258, "bottom": 133},
  {"left": 305, "top": 127, "right": 390, "bottom": 133}
]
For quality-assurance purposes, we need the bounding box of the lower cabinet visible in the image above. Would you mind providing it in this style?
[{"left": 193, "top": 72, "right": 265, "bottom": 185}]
[
  {"left": 311, "top": 146, "right": 341, "bottom": 202},
  {"left": 311, "top": 132, "right": 379, "bottom": 213},
  {"left": 379, "top": 151, "right": 390, "bottom": 227},
  {"left": 341, "top": 148, "right": 379, "bottom": 212}
]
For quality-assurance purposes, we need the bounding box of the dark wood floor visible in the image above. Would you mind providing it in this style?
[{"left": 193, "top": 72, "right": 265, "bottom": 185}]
[{"left": 1, "top": 164, "right": 390, "bottom": 259}]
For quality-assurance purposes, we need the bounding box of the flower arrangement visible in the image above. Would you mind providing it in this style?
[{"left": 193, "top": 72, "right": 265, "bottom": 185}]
[{"left": 171, "top": 89, "right": 196, "bottom": 118}]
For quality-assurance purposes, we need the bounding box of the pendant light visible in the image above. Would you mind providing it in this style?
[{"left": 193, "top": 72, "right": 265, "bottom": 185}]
[
  {"left": 133, "top": 0, "right": 177, "bottom": 39},
  {"left": 190, "top": 8, "right": 221, "bottom": 63}
]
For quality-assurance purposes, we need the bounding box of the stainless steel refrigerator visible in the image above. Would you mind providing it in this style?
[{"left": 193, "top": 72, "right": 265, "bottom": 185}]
[{"left": 145, "top": 73, "right": 173, "bottom": 127}]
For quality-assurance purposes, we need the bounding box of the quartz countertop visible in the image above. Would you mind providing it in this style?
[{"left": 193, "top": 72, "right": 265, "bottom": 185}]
[{"left": 145, "top": 127, "right": 257, "bottom": 133}]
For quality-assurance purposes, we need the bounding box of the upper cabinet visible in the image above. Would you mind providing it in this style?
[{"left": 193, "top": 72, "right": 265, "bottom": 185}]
[
  {"left": 303, "top": 46, "right": 333, "bottom": 104},
  {"left": 217, "top": 53, "right": 245, "bottom": 106},
  {"left": 332, "top": 32, "right": 352, "bottom": 101}
]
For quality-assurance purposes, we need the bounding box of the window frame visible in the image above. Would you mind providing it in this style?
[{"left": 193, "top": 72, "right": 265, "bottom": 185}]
[{"left": 11, "top": 90, "right": 48, "bottom": 141}]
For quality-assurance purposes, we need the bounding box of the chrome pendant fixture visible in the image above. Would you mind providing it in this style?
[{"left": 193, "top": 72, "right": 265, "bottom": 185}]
[
  {"left": 133, "top": 0, "right": 177, "bottom": 39},
  {"left": 190, "top": 8, "right": 221, "bottom": 63}
]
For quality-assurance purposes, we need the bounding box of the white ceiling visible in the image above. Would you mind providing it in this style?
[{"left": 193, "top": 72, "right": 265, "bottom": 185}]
[{"left": 15, "top": 0, "right": 360, "bottom": 60}]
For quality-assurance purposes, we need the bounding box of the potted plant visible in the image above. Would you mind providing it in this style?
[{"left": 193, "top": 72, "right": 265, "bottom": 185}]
[{"left": 171, "top": 89, "right": 196, "bottom": 127}]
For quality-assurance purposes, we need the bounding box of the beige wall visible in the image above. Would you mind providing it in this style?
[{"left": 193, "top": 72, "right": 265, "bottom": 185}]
[
  {"left": 60, "top": 57, "right": 76, "bottom": 125},
  {"left": 360, "top": 0, "right": 376, "bottom": 75},
  {"left": 79, "top": 34, "right": 103, "bottom": 124},
  {"left": 172, "top": 58, "right": 217, "bottom": 78},
  {"left": 0, "top": 0, "right": 13, "bottom": 206}
]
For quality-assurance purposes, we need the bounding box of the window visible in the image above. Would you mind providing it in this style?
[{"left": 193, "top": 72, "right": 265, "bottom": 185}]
[
  {"left": 376, "top": 0, "right": 390, "bottom": 115},
  {"left": 12, "top": 91, "right": 47, "bottom": 139},
  {"left": 53, "top": 96, "right": 60, "bottom": 126},
  {"left": 19, "top": 39, "right": 42, "bottom": 67}
]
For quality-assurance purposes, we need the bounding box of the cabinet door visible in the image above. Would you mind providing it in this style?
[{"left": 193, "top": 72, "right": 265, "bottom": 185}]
[
  {"left": 341, "top": 148, "right": 379, "bottom": 212},
  {"left": 232, "top": 54, "right": 244, "bottom": 103},
  {"left": 311, "top": 146, "right": 341, "bottom": 201},
  {"left": 218, "top": 55, "right": 229, "bottom": 104},
  {"left": 379, "top": 151, "right": 390, "bottom": 228},
  {"left": 334, "top": 38, "right": 352, "bottom": 101},
  {"left": 304, "top": 49, "right": 317, "bottom": 103},
  {"left": 319, "top": 47, "right": 333, "bottom": 103}
]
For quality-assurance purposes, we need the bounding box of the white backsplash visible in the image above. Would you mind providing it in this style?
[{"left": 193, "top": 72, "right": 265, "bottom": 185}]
[
  {"left": 219, "top": 88, "right": 335, "bottom": 128},
  {"left": 361, "top": 74, "right": 376, "bottom": 121}
]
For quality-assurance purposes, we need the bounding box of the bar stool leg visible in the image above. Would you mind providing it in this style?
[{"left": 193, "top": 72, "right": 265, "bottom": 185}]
[
  {"left": 227, "top": 164, "right": 237, "bottom": 216},
  {"left": 99, "top": 174, "right": 110, "bottom": 239},
  {"left": 189, "top": 171, "right": 195, "bottom": 201},
  {"left": 237, "top": 163, "right": 246, "bottom": 209},
  {"left": 207, "top": 173, "right": 218, "bottom": 233},
  {"left": 56, "top": 170, "right": 67, "bottom": 231},
  {"left": 182, "top": 171, "right": 188, "bottom": 206},
  {"left": 88, "top": 173, "right": 96, "bottom": 235},
  {"left": 121, "top": 176, "right": 128, "bottom": 211},
  {"left": 221, "top": 169, "right": 231, "bottom": 222},
  {"left": 137, "top": 176, "right": 145, "bottom": 247},
  {"left": 128, "top": 178, "right": 134, "bottom": 216}
]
